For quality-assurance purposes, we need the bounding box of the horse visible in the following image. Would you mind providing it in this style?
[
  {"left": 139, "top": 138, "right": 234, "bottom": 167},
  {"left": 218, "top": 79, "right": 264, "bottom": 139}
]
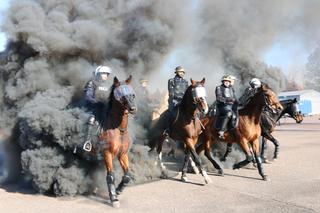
[
  {"left": 149, "top": 78, "right": 211, "bottom": 183},
  {"left": 196, "top": 83, "right": 283, "bottom": 181},
  {"left": 260, "top": 98, "right": 303, "bottom": 162},
  {"left": 221, "top": 98, "right": 303, "bottom": 163},
  {"left": 99, "top": 75, "right": 137, "bottom": 208}
]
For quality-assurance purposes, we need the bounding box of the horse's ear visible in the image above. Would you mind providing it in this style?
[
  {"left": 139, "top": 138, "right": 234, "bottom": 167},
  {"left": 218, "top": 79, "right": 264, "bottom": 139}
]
[
  {"left": 125, "top": 75, "right": 132, "bottom": 84},
  {"left": 190, "top": 78, "right": 195, "bottom": 86},
  {"left": 293, "top": 98, "right": 297, "bottom": 103},
  {"left": 114, "top": 76, "right": 120, "bottom": 86},
  {"left": 200, "top": 78, "right": 205, "bottom": 85}
]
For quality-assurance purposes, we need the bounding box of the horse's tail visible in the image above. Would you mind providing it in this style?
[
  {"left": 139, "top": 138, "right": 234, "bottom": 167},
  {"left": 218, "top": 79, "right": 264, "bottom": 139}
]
[{"left": 147, "top": 110, "right": 169, "bottom": 151}]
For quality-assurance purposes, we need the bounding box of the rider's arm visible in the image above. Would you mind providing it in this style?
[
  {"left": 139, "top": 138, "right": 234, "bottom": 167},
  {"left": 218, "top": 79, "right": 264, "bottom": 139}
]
[
  {"left": 84, "top": 81, "right": 98, "bottom": 104},
  {"left": 168, "top": 79, "right": 175, "bottom": 99},
  {"left": 215, "top": 86, "right": 228, "bottom": 103}
]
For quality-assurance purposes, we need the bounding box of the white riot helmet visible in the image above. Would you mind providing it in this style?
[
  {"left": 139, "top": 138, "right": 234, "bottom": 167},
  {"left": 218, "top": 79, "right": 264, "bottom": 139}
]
[
  {"left": 249, "top": 78, "right": 261, "bottom": 89},
  {"left": 94, "top": 65, "right": 112, "bottom": 77}
]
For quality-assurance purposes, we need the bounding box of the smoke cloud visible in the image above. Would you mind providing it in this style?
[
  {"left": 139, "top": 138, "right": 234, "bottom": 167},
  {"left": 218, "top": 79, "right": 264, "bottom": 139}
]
[{"left": 1, "top": 0, "right": 320, "bottom": 196}]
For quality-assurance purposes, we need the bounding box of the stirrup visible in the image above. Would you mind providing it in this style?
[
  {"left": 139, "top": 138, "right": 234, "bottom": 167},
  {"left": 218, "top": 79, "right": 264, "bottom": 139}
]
[
  {"left": 218, "top": 131, "right": 225, "bottom": 139},
  {"left": 83, "top": 140, "right": 92, "bottom": 152}
]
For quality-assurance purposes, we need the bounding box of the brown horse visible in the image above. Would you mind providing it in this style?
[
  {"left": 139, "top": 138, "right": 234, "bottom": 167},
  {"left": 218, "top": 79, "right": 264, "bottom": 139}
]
[
  {"left": 149, "top": 78, "right": 211, "bottom": 183},
  {"left": 99, "top": 75, "right": 136, "bottom": 207},
  {"left": 197, "top": 83, "right": 283, "bottom": 181}
]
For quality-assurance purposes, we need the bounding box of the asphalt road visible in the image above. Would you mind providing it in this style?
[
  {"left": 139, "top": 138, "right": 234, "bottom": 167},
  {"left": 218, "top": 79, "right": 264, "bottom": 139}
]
[{"left": 0, "top": 116, "right": 319, "bottom": 213}]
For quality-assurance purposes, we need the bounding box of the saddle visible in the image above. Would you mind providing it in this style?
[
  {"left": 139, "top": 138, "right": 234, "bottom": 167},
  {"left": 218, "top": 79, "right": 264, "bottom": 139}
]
[{"left": 212, "top": 103, "right": 239, "bottom": 131}]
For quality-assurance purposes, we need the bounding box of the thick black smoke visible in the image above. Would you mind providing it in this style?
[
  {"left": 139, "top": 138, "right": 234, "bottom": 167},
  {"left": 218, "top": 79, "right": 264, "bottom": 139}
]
[
  {"left": 1, "top": 0, "right": 320, "bottom": 196},
  {"left": 0, "top": 0, "right": 185, "bottom": 195}
]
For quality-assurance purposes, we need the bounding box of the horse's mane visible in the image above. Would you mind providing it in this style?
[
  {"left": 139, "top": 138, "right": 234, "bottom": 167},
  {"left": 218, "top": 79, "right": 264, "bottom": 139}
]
[{"left": 178, "top": 85, "right": 193, "bottom": 110}]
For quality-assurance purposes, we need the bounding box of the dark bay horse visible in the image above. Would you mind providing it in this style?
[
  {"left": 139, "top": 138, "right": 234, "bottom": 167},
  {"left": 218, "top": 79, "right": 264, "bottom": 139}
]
[
  {"left": 149, "top": 78, "right": 211, "bottom": 183},
  {"left": 221, "top": 98, "right": 303, "bottom": 163},
  {"left": 99, "top": 76, "right": 136, "bottom": 208},
  {"left": 260, "top": 98, "right": 303, "bottom": 162},
  {"left": 197, "top": 84, "right": 282, "bottom": 181}
]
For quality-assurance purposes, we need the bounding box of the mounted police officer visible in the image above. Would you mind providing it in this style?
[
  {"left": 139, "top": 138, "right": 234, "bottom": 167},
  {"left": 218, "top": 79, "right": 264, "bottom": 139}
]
[
  {"left": 215, "top": 74, "right": 237, "bottom": 139},
  {"left": 165, "top": 66, "right": 189, "bottom": 135},
  {"left": 82, "top": 65, "right": 113, "bottom": 152}
]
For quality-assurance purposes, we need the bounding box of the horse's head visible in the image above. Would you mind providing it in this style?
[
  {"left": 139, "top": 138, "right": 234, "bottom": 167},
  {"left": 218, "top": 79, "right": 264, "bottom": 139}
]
[
  {"left": 287, "top": 98, "right": 303, "bottom": 123},
  {"left": 113, "top": 75, "right": 137, "bottom": 114},
  {"left": 190, "top": 78, "right": 209, "bottom": 114},
  {"left": 261, "top": 83, "right": 283, "bottom": 111}
]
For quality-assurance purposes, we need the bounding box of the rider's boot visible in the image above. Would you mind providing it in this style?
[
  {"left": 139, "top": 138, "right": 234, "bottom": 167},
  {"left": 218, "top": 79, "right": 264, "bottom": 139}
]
[{"left": 218, "top": 116, "right": 229, "bottom": 139}]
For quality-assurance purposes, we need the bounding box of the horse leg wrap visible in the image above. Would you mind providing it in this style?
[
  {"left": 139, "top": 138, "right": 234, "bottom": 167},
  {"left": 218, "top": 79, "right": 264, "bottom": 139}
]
[
  {"left": 233, "top": 155, "right": 253, "bottom": 170},
  {"left": 274, "top": 141, "right": 279, "bottom": 159},
  {"left": 106, "top": 172, "right": 118, "bottom": 202},
  {"left": 255, "top": 155, "right": 267, "bottom": 180},
  {"left": 116, "top": 172, "right": 131, "bottom": 195}
]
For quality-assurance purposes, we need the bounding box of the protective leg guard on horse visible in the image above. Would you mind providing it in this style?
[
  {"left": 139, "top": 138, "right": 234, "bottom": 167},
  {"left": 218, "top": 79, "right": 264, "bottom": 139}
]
[
  {"left": 116, "top": 172, "right": 131, "bottom": 195},
  {"left": 254, "top": 153, "right": 269, "bottom": 181},
  {"left": 106, "top": 172, "right": 119, "bottom": 204}
]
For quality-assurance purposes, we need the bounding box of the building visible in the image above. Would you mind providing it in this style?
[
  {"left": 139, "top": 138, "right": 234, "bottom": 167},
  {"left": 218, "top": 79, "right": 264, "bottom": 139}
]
[{"left": 278, "top": 90, "right": 320, "bottom": 115}]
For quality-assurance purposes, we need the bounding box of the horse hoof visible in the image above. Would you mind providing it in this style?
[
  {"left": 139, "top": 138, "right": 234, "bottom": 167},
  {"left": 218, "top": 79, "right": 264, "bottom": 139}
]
[
  {"left": 204, "top": 176, "right": 212, "bottom": 184},
  {"left": 262, "top": 175, "right": 270, "bottom": 181},
  {"left": 263, "top": 159, "right": 272, "bottom": 164},
  {"left": 218, "top": 169, "right": 224, "bottom": 176},
  {"left": 181, "top": 176, "right": 188, "bottom": 182},
  {"left": 233, "top": 164, "right": 239, "bottom": 170},
  {"left": 160, "top": 171, "right": 168, "bottom": 179},
  {"left": 112, "top": 200, "right": 120, "bottom": 208}
]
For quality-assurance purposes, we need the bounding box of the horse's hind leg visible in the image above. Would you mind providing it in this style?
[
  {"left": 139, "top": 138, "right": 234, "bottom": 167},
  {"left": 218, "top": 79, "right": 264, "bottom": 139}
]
[
  {"left": 116, "top": 154, "right": 131, "bottom": 195},
  {"left": 204, "top": 146, "right": 224, "bottom": 176},
  {"left": 262, "top": 132, "right": 279, "bottom": 160},
  {"left": 103, "top": 151, "right": 119, "bottom": 207},
  {"left": 221, "top": 143, "right": 233, "bottom": 161}
]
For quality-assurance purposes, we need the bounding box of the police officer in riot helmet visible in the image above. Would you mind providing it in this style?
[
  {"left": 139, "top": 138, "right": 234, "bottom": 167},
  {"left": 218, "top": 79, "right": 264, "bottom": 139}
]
[
  {"left": 82, "top": 65, "right": 112, "bottom": 152},
  {"left": 165, "top": 66, "right": 189, "bottom": 135},
  {"left": 215, "top": 74, "right": 237, "bottom": 139}
]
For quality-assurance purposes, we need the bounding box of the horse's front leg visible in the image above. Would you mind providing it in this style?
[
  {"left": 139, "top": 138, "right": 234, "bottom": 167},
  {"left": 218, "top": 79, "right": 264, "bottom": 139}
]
[
  {"left": 233, "top": 139, "right": 254, "bottom": 170},
  {"left": 252, "top": 139, "right": 269, "bottom": 181},
  {"left": 116, "top": 153, "right": 131, "bottom": 195},
  {"left": 103, "top": 150, "right": 119, "bottom": 207},
  {"left": 181, "top": 150, "right": 191, "bottom": 182},
  {"left": 186, "top": 139, "right": 211, "bottom": 184}
]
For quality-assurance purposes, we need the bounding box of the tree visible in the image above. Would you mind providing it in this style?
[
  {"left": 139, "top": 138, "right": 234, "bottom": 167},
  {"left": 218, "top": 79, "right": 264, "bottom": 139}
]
[{"left": 305, "top": 46, "right": 320, "bottom": 92}]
